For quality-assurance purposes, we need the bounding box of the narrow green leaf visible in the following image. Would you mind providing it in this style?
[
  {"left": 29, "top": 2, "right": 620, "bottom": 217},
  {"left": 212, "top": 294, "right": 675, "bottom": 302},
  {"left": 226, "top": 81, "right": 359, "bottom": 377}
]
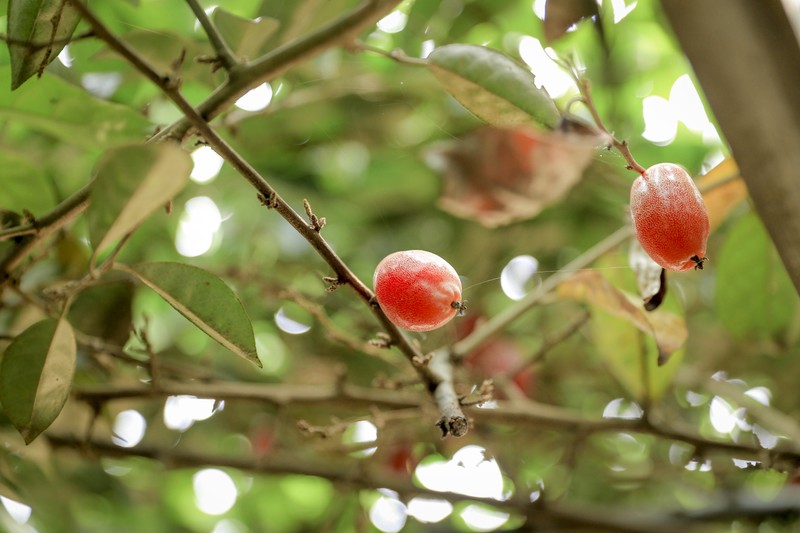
[
  {"left": 715, "top": 212, "right": 799, "bottom": 339},
  {"left": 120, "top": 262, "right": 261, "bottom": 367},
  {"left": 0, "top": 318, "right": 77, "bottom": 444},
  {"left": 7, "top": 0, "right": 82, "bottom": 89},
  {"left": 213, "top": 9, "right": 279, "bottom": 61},
  {"left": 86, "top": 143, "right": 192, "bottom": 260},
  {"left": 427, "top": 44, "right": 561, "bottom": 129}
]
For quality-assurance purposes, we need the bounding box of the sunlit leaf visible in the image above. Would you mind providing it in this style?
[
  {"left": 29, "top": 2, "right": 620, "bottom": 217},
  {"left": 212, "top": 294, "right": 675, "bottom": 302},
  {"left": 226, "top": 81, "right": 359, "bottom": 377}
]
[
  {"left": 213, "top": 9, "right": 279, "bottom": 61},
  {"left": 426, "top": 126, "right": 597, "bottom": 227},
  {"left": 119, "top": 262, "right": 261, "bottom": 367},
  {"left": 544, "top": 0, "right": 600, "bottom": 42},
  {"left": 86, "top": 143, "right": 192, "bottom": 261},
  {"left": 0, "top": 318, "right": 77, "bottom": 443},
  {"left": 715, "top": 212, "right": 799, "bottom": 339},
  {"left": 557, "top": 270, "right": 687, "bottom": 360},
  {"left": 7, "top": 0, "right": 82, "bottom": 89},
  {"left": 427, "top": 44, "right": 561, "bottom": 128},
  {"left": 0, "top": 68, "right": 152, "bottom": 149},
  {"left": 697, "top": 157, "right": 749, "bottom": 233}
]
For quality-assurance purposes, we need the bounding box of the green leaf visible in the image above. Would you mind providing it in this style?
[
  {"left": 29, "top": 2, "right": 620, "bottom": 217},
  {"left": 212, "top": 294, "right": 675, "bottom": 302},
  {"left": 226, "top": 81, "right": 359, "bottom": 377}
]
[
  {"left": 715, "top": 212, "right": 799, "bottom": 340},
  {"left": 7, "top": 0, "right": 82, "bottom": 89},
  {"left": 213, "top": 9, "right": 279, "bottom": 61},
  {"left": 86, "top": 143, "right": 192, "bottom": 260},
  {"left": 427, "top": 44, "right": 561, "bottom": 129},
  {"left": 0, "top": 318, "right": 77, "bottom": 443},
  {"left": 0, "top": 70, "right": 153, "bottom": 149},
  {"left": 120, "top": 262, "right": 261, "bottom": 367},
  {"left": 0, "top": 148, "right": 56, "bottom": 214}
]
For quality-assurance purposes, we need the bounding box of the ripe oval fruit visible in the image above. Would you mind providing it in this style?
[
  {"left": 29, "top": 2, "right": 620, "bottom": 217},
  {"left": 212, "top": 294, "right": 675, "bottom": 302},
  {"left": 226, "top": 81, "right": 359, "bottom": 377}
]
[
  {"left": 373, "top": 250, "right": 463, "bottom": 332},
  {"left": 630, "top": 163, "right": 710, "bottom": 272}
]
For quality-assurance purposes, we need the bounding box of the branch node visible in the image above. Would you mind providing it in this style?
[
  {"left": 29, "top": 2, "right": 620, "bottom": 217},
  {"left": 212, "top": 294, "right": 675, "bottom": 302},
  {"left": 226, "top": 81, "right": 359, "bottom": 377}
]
[
  {"left": 303, "top": 199, "right": 326, "bottom": 232},
  {"left": 368, "top": 332, "right": 393, "bottom": 349},
  {"left": 322, "top": 276, "right": 346, "bottom": 292},
  {"left": 257, "top": 192, "right": 279, "bottom": 209},
  {"left": 412, "top": 351, "right": 433, "bottom": 368}
]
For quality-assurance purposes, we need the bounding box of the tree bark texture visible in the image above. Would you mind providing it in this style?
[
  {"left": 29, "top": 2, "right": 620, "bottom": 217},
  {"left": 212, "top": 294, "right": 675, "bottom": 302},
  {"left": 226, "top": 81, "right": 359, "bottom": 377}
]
[{"left": 660, "top": 0, "right": 800, "bottom": 295}]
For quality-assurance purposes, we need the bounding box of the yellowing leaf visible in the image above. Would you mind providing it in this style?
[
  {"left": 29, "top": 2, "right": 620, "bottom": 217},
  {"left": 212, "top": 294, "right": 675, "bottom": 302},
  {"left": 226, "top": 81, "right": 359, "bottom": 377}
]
[
  {"left": 558, "top": 270, "right": 687, "bottom": 358},
  {"left": 697, "top": 157, "right": 749, "bottom": 233}
]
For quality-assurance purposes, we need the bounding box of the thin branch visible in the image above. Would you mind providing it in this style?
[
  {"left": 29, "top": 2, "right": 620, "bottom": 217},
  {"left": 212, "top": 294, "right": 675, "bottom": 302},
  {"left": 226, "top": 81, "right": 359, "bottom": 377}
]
[
  {"left": 571, "top": 76, "right": 647, "bottom": 175},
  {"left": 350, "top": 39, "right": 429, "bottom": 66},
  {"left": 451, "top": 225, "right": 634, "bottom": 359},
  {"left": 152, "top": 0, "right": 403, "bottom": 142},
  {"left": 501, "top": 309, "right": 590, "bottom": 379},
  {"left": 65, "top": 1, "right": 446, "bottom": 411},
  {"left": 0, "top": 181, "right": 92, "bottom": 291},
  {"left": 280, "top": 288, "right": 401, "bottom": 366},
  {"left": 71, "top": 378, "right": 800, "bottom": 464},
  {"left": 184, "top": 0, "right": 239, "bottom": 71}
]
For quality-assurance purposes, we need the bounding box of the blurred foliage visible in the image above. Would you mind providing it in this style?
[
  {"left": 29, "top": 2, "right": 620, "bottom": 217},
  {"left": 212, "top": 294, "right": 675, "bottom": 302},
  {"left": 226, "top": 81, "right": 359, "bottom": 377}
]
[{"left": 1, "top": 0, "right": 800, "bottom": 532}]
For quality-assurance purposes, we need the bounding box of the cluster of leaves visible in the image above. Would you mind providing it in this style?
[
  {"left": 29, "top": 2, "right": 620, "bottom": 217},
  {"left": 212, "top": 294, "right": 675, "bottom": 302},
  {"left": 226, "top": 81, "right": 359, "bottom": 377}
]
[{"left": 1, "top": 0, "right": 800, "bottom": 532}]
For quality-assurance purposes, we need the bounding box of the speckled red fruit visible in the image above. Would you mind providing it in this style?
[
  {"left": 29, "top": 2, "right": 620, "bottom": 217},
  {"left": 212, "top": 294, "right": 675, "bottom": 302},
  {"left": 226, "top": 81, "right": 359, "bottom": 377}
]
[
  {"left": 373, "top": 250, "right": 462, "bottom": 332},
  {"left": 630, "top": 163, "right": 710, "bottom": 272}
]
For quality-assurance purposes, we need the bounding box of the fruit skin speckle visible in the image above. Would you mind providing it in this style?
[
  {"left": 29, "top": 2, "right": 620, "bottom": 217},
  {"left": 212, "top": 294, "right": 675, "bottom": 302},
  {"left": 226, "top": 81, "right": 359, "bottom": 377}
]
[
  {"left": 630, "top": 163, "right": 710, "bottom": 272},
  {"left": 373, "top": 250, "right": 462, "bottom": 332}
]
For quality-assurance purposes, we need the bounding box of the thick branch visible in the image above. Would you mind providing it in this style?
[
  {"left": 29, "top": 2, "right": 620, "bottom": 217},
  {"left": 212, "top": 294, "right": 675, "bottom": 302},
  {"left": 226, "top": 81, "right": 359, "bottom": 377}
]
[
  {"left": 659, "top": 0, "right": 800, "bottom": 295},
  {"left": 72, "top": 379, "right": 800, "bottom": 463}
]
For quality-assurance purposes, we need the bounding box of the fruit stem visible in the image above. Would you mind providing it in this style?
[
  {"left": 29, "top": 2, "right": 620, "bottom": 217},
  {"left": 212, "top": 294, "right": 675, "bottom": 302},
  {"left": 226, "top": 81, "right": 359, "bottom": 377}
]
[{"left": 572, "top": 77, "right": 647, "bottom": 176}]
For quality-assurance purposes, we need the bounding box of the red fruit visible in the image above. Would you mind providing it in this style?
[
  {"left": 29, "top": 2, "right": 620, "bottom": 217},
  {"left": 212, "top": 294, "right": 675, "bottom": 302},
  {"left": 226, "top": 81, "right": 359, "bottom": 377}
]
[
  {"left": 373, "top": 250, "right": 463, "bottom": 332},
  {"left": 630, "top": 163, "right": 710, "bottom": 272}
]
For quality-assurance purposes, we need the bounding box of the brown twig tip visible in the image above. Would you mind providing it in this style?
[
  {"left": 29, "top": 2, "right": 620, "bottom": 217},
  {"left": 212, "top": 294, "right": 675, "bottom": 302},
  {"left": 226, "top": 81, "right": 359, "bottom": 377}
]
[
  {"left": 303, "top": 199, "right": 326, "bottom": 232},
  {"left": 436, "top": 415, "right": 469, "bottom": 438}
]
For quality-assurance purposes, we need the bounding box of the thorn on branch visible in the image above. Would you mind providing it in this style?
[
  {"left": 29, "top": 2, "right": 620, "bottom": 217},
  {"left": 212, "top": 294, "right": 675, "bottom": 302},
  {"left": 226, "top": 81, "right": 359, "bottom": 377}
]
[{"left": 304, "top": 199, "right": 326, "bottom": 232}]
